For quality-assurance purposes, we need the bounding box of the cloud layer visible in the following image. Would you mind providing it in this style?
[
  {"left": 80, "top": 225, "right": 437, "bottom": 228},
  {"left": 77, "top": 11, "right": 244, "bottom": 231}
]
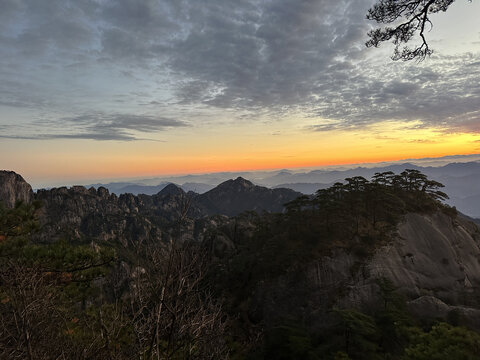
[
  {"left": 0, "top": 0, "right": 479, "bottom": 140},
  {"left": 0, "top": 113, "right": 187, "bottom": 141}
]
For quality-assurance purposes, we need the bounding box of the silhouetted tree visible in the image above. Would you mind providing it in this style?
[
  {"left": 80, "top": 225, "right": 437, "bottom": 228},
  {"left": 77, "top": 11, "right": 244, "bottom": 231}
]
[
  {"left": 366, "top": 0, "right": 472, "bottom": 60},
  {"left": 372, "top": 171, "right": 395, "bottom": 186}
]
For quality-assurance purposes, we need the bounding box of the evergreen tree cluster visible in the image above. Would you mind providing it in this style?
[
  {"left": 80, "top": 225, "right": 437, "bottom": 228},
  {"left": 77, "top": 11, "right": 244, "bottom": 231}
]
[
  {"left": 284, "top": 169, "right": 452, "bottom": 254},
  {"left": 257, "top": 279, "right": 480, "bottom": 360},
  {"left": 222, "top": 170, "right": 453, "bottom": 294},
  {"left": 287, "top": 169, "right": 449, "bottom": 229}
]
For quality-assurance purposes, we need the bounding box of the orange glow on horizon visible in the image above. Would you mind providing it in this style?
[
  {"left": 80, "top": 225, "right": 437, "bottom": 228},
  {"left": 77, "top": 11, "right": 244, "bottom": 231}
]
[{"left": 2, "top": 120, "right": 479, "bottom": 186}]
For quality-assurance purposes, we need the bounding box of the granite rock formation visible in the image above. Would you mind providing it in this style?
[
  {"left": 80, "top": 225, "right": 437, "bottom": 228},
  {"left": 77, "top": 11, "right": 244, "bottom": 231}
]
[{"left": 0, "top": 170, "right": 34, "bottom": 208}]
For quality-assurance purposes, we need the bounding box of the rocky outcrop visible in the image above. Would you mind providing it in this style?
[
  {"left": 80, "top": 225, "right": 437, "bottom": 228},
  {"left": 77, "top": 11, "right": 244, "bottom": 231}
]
[
  {"left": 21, "top": 178, "right": 253, "bottom": 247},
  {"left": 406, "top": 295, "right": 480, "bottom": 327},
  {"left": 368, "top": 212, "right": 480, "bottom": 305},
  {"left": 0, "top": 170, "right": 33, "bottom": 208},
  {"left": 0, "top": 171, "right": 297, "bottom": 248},
  {"left": 157, "top": 183, "right": 185, "bottom": 197},
  {"left": 34, "top": 185, "right": 161, "bottom": 246},
  {"left": 33, "top": 184, "right": 213, "bottom": 246},
  {"left": 247, "top": 210, "right": 480, "bottom": 330},
  {"left": 137, "top": 185, "right": 204, "bottom": 223}
]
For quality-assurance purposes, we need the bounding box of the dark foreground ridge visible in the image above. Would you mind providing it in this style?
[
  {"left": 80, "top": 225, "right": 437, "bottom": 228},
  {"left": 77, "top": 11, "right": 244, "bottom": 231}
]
[{"left": 1, "top": 169, "right": 480, "bottom": 359}]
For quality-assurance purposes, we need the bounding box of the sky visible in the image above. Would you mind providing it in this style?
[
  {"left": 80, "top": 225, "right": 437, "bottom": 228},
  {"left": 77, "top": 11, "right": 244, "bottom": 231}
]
[{"left": 0, "top": 0, "right": 479, "bottom": 187}]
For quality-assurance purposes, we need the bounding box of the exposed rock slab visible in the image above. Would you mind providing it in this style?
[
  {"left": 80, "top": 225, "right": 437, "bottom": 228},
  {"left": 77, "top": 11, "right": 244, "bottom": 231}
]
[
  {"left": 0, "top": 170, "right": 33, "bottom": 208},
  {"left": 248, "top": 211, "right": 480, "bottom": 329},
  {"left": 369, "top": 212, "right": 480, "bottom": 305}
]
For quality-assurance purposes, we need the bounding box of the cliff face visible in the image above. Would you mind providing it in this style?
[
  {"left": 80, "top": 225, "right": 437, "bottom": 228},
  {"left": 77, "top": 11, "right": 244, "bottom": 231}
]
[
  {"left": 369, "top": 212, "right": 480, "bottom": 304},
  {"left": 33, "top": 185, "right": 216, "bottom": 246},
  {"left": 0, "top": 171, "right": 34, "bottom": 208},
  {"left": 367, "top": 212, "right": 480, "bottom": 327},
  {"left": 248, "top": 210, "right": 480, "bottom": 330},
  {"left": 34, "top": 186, "right": 160, "bottom": 246}
]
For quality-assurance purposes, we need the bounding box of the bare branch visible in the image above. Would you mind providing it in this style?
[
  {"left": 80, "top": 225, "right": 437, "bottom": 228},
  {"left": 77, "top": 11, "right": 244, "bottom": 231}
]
[{"left": 366, "top": 0, "right": 461, "bottom": 61}]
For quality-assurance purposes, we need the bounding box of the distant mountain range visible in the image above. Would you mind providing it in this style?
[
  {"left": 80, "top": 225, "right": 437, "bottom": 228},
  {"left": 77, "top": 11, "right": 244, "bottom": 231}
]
[
  {"left": 83, "top": 161, "right": 480, "bottom": 218},
  {"left": 86, "top": 181, "right": 216, "bottom": 196}
]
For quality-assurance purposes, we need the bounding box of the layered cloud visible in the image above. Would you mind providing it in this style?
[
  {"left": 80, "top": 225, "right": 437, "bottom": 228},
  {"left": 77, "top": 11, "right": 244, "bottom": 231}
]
[
  {"left": 0, "top": 113, "right": 187, "bottom": 141},
  {"left": 0, "top": 0, "right": 479, "bottom": 140},
  {"left": 310, "top": 54, "right": 480, "bottom": 133}
]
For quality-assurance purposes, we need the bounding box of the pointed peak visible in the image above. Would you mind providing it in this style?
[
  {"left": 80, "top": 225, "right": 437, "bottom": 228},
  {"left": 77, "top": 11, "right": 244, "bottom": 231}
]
[
  {"left": 227, "top": 177, "right": 254, "bottom": 188},
  {"left": 233, "top": 176, "right": 253, "bottom": 185},
  {"left": 158, "top": 183, "right": 185, "bottom": 196}
]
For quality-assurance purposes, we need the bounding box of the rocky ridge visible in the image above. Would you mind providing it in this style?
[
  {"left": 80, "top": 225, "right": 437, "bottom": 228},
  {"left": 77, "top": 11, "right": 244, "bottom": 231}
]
[{"left": 0, "top": 171, "right": 298, "bottom": 246}]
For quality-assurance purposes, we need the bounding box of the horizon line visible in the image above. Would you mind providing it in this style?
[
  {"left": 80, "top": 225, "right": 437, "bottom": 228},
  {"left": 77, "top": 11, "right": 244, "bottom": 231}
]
[{"left": 22, "top": 152, "right": 480, "bottom": 189}]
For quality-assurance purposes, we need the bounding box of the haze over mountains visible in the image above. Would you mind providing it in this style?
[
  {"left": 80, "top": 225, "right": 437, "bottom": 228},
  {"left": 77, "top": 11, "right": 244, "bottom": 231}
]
[{"left": 83, "top": 161, "right": 480, "bottom": 218}]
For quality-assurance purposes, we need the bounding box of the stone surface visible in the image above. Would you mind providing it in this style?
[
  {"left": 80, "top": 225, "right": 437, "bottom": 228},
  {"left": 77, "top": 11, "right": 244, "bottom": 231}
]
[
  {"left": 0, "top": 170, "right": 33, "bottom": 208},
  {"left": 369, "top": 212, "right": 480, "bottom": 305},
  {"left": 247, "top": 211, "right": 480, "bottom": 329}
]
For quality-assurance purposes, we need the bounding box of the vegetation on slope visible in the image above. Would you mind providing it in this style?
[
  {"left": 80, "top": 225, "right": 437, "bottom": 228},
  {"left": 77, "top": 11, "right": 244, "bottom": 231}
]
[
  {"left": 1, "top": 169, "right": 476, "bottom": 359},
  {"left": 0, "top": 202, "right": 228, "bottom": 359},
  {"left": 217, "top": 170, "right": 453, "bottom": 297},
  {"left": 248, "top": 278, "right": 480, "bottom": 360}
]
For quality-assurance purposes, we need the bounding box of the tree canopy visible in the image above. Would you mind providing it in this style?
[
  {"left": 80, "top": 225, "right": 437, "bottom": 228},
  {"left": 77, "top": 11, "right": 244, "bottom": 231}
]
[{"left": 366, "top": 0, "right": 471, "bottom": 61}]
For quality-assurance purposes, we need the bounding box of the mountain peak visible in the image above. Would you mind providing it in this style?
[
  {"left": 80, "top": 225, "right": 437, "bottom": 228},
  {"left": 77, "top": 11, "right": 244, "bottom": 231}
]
[
  {"left": 158, "top": 183, "right": 185, "bottom": 196},
  {"left": 233, "top": 176, "right": 253, "bottom": 186},
  {"left": 215, "top": 177, "right": 255, "bottom": 191},
  {"left": 197, "top": 177, "right": 301, "bottom": 216}
]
